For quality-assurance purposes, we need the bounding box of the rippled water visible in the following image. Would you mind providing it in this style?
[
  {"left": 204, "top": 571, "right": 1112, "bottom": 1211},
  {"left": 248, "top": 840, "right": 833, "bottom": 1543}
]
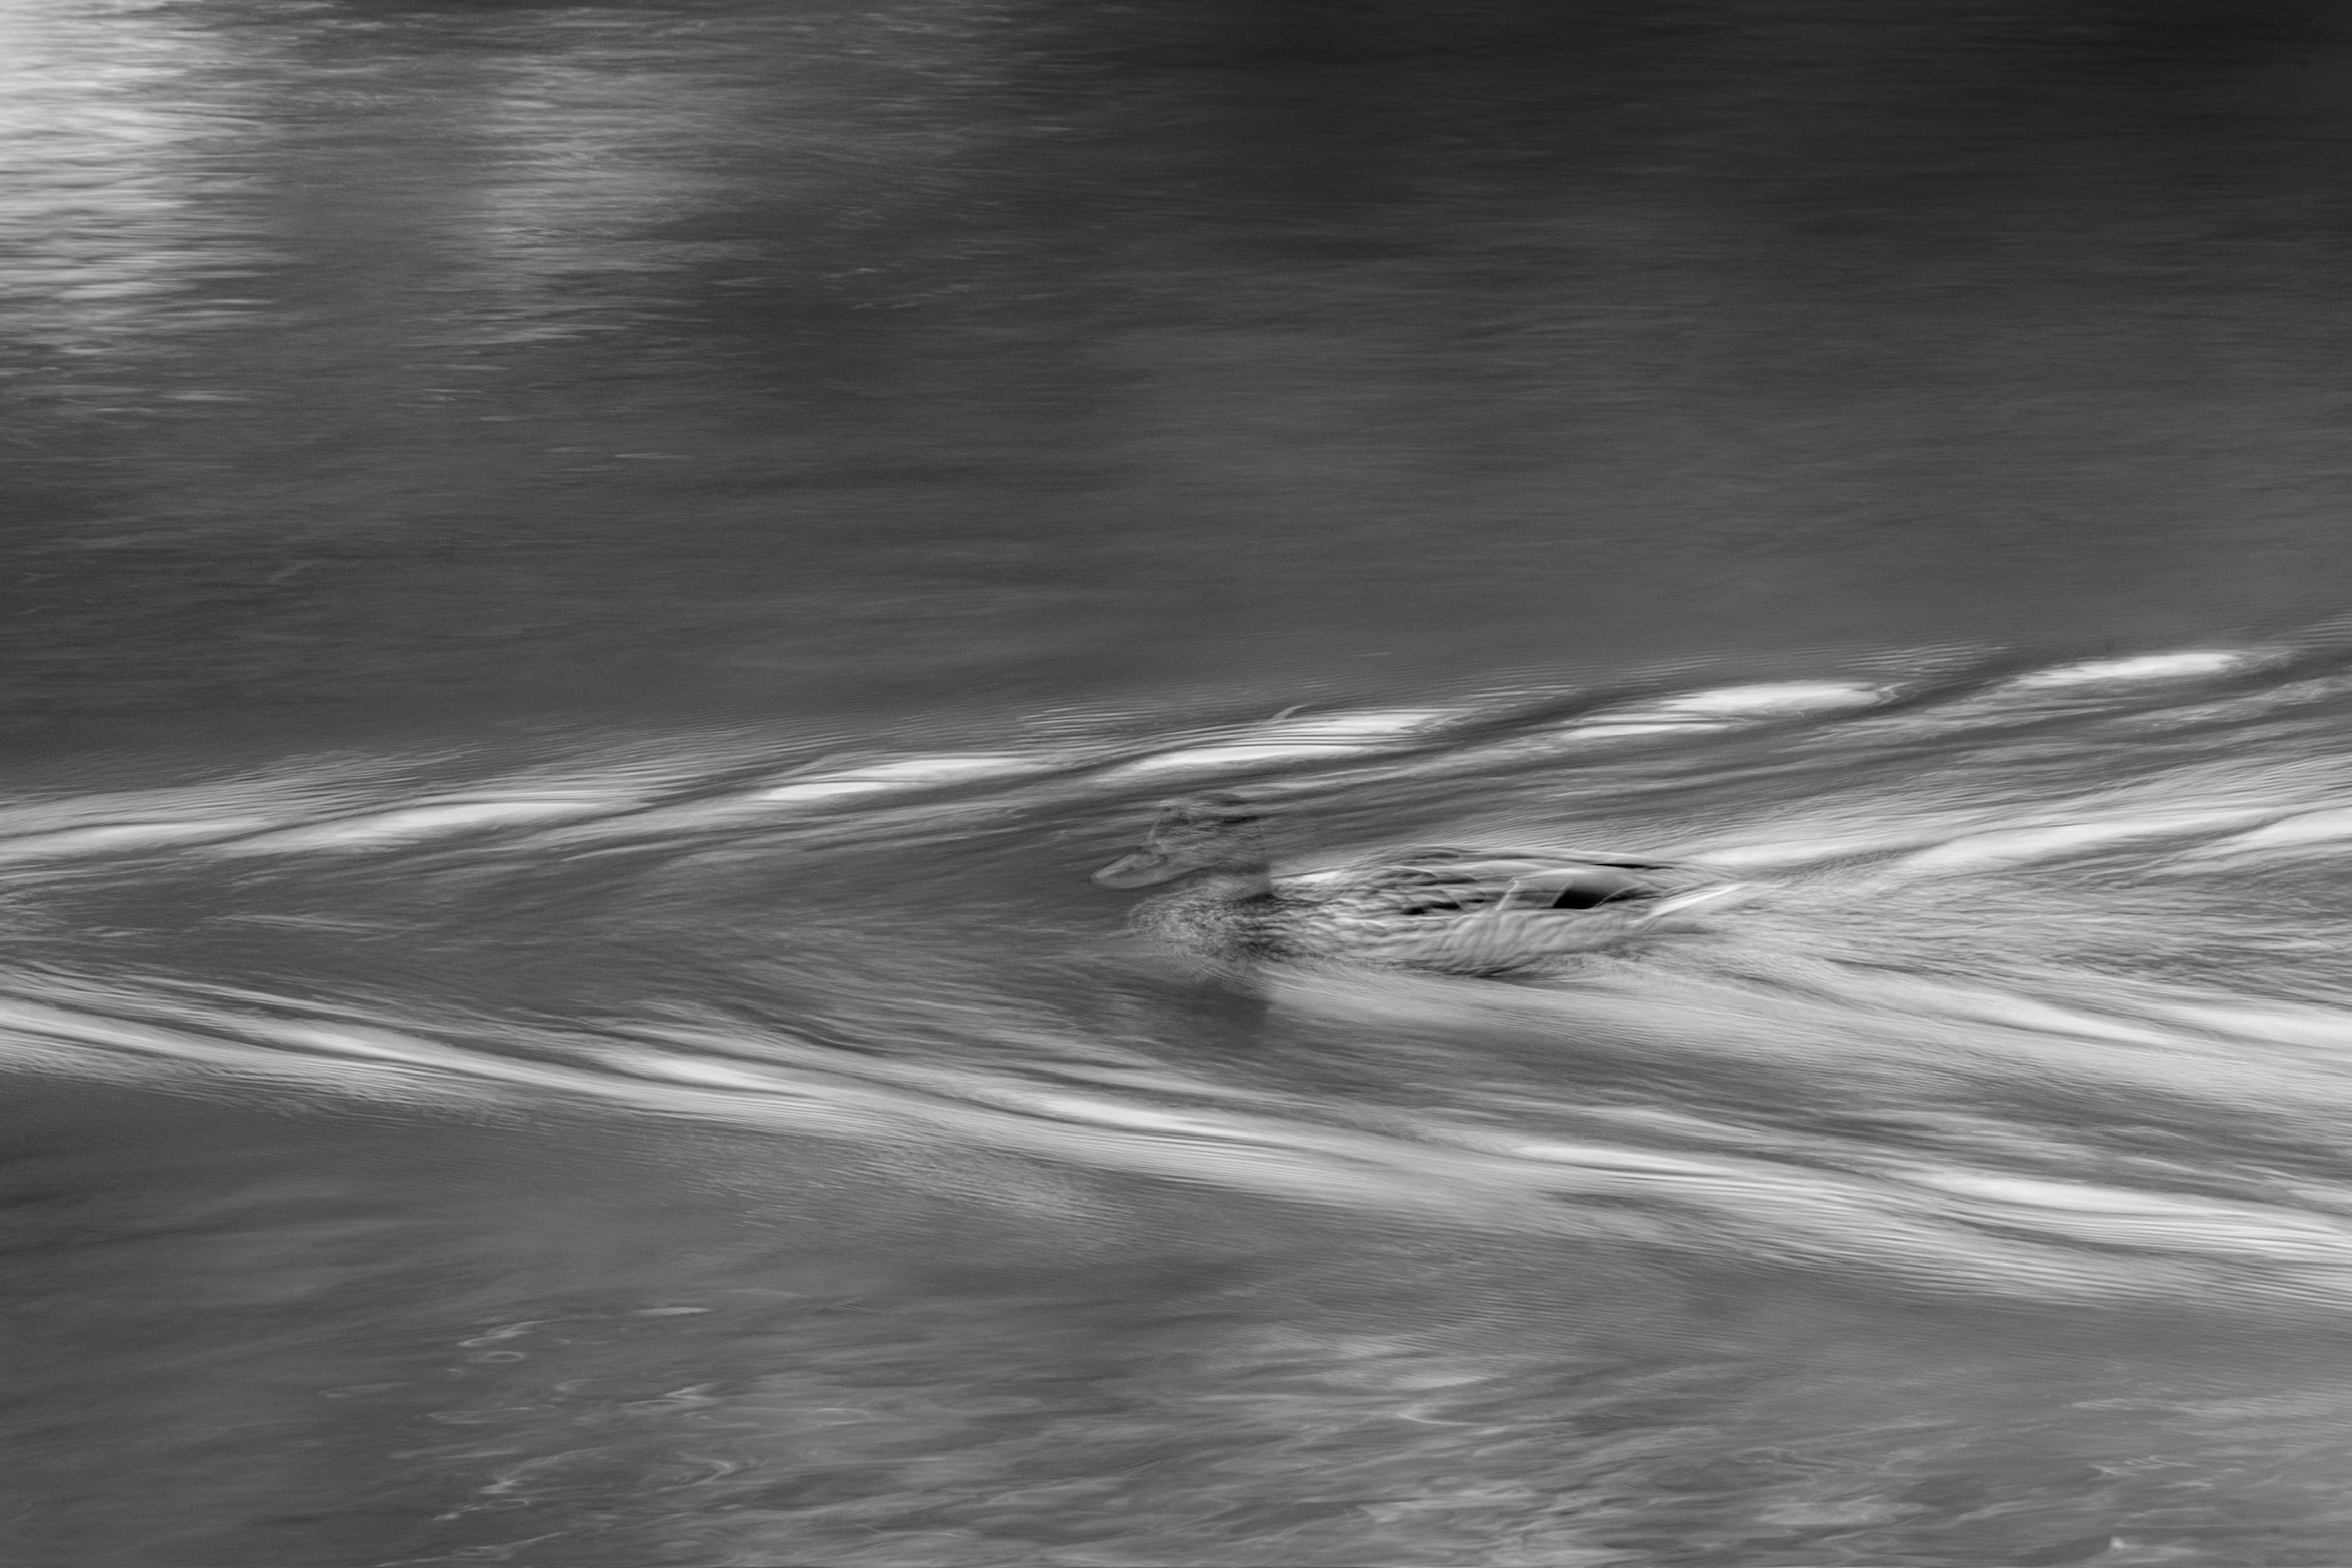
[
  {"left": 13, "top": 1, "right": 2352, "bottom": 1564},
  {"left": 13, "top": 643, "right": 2352, "bottom": 1563}
]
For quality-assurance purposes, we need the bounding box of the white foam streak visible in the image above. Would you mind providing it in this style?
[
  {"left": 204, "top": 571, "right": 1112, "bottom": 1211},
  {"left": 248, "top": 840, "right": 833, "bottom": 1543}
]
[
  {"left": 756, "top": 754, "right": 1041, "bottom": 804},
  {"left": 2191, "top": 806, "right": 2352, "bottom": 859},
  {"left": 224, "top": 794, "right": 629, "bottom": 853},
  {"left": 1109, "top": 710, "right": 1447, "bottom": 778},
  {"left": 1529, "top": 682, "right": 1888, "bottom": 747},
  {"left": 2158, "top": 1001, "right": 2352, "bottom": 1050},
  {"left": 1912, "top": 989, "right": 2172, "bottom": 1046},
  {"left": 1903, "top": 1173, "right": 2352, "bottom": 1261},
  {"left": 1896, "top": 809, "right": 2271, "bottom": 873},
  {"left": 1647, "top": 681, "right": 1887, "bottom": 715},
  {"left": 1106, "top": 741, "right": 1377, "bottom": 776},
  {"left": 1909, "top": 1172, "right": 2217, "bottom": 1213},
  {"left": 598, "top": 1052, "right": 818, "bottom": 1093},
  {"left": 1563, "top": 721, "right": 1729, "bottom": 739},
  {"left": 0, "top": 817, "right": 275, "bottom": 860},
  {"left": 2007, "top": 650, "right": 2264, "bottom": 690}
]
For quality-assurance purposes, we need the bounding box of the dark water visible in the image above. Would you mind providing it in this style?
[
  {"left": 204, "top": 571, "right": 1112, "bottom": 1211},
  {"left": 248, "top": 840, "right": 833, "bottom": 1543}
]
[{"left": 12, "top": 2, "right": 2352, "bottom": 1563}]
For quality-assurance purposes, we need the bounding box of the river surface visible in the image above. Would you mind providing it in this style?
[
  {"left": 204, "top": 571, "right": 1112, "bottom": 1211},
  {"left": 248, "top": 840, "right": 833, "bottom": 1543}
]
[{"left": 10, "top": 2, "right": 2352, "bottom": 1564}]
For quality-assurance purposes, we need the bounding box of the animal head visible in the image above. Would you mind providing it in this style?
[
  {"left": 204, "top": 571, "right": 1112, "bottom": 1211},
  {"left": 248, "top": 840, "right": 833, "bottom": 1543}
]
[{"left": 1091, "top": 793, "right": 1267, "bottom": 888}]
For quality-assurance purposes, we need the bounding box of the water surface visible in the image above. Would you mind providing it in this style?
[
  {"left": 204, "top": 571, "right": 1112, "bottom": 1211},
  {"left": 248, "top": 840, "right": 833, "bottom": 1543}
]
[{"left": 9, "top": 2, "right": 2352, "bottom": 1564}]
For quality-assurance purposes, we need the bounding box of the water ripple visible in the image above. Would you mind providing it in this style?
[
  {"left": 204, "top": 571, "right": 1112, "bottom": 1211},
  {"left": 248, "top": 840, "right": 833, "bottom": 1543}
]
[{"left": 6, "top": 638, "right": 2352, "bottom": 1315}]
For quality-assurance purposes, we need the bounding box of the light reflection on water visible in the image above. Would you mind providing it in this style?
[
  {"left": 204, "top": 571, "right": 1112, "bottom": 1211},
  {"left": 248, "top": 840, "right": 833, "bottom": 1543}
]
[
  {"left": 0, "top": 0, "right": 275, "bottom": 351},
  {"left": 11, "top": 0, "right": 2352, "bottom": 733}
]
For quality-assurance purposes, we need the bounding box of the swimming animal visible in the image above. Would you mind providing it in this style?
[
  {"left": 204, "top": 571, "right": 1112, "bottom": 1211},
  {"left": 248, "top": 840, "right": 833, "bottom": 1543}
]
[{"left": 1092, "top": 794, "right": 1733, "bottom": 976}]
